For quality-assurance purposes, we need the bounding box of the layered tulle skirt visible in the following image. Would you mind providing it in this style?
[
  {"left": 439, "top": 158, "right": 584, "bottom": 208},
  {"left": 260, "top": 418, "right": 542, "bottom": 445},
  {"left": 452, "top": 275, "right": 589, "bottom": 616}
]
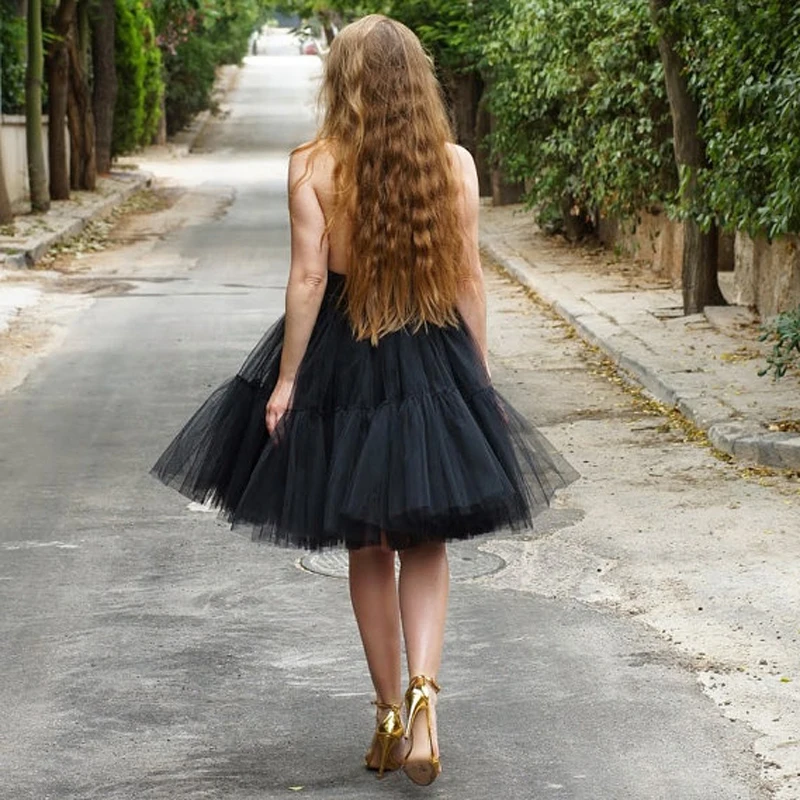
[{"left": 151, "top": 271, "right": 577, "bottom": 550}]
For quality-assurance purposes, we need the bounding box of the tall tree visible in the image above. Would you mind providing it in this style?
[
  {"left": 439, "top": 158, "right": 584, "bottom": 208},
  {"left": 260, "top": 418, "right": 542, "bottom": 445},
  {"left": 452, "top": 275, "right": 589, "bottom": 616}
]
[
  {"left": 91, "top": 0, "right": 117, "bottom": 173},
  {"left": 46, "top": 0, "right": 78, "bottom": 200},
  {"left": 26, "top": 0, "right": 51, "bottom": 212},
  {"left": 649, "top": 0, "right": 725, "bottom": 313},
  {"left": 67, "top": 0, "right": 96, "bottom": 190}
]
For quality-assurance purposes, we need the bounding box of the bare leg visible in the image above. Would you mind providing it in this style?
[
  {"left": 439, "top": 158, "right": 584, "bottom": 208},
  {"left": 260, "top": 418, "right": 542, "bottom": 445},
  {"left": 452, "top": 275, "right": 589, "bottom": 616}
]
[
  {"left": 398, "top": 542, "right": 449, "bottom": 769},
  {"left": 349, "top": 544, "right": 404, "bottom": 770},
  {"left": 348, "top": 544, "right": 402, "bottom": 703}
]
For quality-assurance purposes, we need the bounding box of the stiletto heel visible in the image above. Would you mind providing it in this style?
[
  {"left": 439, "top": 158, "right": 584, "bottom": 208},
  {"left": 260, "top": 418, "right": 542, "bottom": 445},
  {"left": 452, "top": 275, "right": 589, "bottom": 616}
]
[
  {"left": 365, "top": 701, "right": 405, "bottom": 778},
  {"left": 403, "top": 675, "right": 441, "bottom": 785}
]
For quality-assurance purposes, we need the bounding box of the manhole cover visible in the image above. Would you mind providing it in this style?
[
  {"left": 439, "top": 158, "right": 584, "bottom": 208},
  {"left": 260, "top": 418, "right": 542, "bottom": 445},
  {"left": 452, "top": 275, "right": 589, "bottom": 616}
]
[{"left": 300, "top": 543, "right": 505, "bottom": 582}]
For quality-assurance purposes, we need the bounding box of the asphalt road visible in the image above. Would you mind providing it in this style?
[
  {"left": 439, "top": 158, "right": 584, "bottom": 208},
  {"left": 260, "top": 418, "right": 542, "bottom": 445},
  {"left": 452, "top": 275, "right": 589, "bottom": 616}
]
[{"left": 0, "top": 32, "right": 768, "bottom": 800}]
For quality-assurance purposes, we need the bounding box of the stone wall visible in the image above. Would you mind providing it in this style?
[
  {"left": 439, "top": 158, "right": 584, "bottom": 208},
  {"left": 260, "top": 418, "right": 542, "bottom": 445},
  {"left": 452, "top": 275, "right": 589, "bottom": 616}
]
[
  {"left": 732, "top": 232, "right": 800, "bottom": 318},
  {"left": 596, "top": 208, "right": 685, "bottom": 285},
  {"left": 597, "top": 208, "right": 799, "bottom": 318}
]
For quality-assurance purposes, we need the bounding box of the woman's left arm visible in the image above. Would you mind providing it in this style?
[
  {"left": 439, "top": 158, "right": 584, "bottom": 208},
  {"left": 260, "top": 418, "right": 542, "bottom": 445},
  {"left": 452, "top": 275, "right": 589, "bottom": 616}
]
[
  {"left": 266, "top": 149, "right": 330, "bottom": 434},
  {"left": 453, "top": 146, "right": 489, "bottom": 375}
]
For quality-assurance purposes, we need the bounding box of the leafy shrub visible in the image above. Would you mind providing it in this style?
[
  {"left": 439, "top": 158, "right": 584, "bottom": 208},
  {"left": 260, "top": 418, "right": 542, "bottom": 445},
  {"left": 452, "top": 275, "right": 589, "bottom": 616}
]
[
  {"left": 0, "top": 2, "right": 26, "bottom": 115},
  {"left": 479, "top": 0, "right": 800, "bottom": 239},
  {"left": 113, "top": 0, "right": 145, "bottom": 155},
  {"left": 374, "top": 0, "right": 484, "bottom": 74},
  {"left": 209, "top": 2, "right": 265, "bottom": 66},
  {"left": 141, "top": 12, "right": 164, "bottom": 146},
  {"left": 759, "top": 305, "right": 800, "bottom": 380},
  {"left": 483, "top": 0, "right": 673, "bottom": 229},
  {"left": 161, "top": 36, "right": 217, "bottom": 135},
  {"left": 676, "top": 2, "right": 800, "bottom": 239},
  {"left": 113, "top": 0, "right": 163, "bottom": 155},
  {"left": 152, "top": 0, "right": 265, "bottom": 135}
]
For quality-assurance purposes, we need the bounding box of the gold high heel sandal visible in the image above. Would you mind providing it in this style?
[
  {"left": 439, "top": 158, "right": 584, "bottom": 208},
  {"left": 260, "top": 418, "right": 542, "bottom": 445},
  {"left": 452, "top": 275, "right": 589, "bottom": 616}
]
[
  {"left": 364, "top": 701, "right": 405, "bottom": 779},
  {"left": 403, "top": 675, "right": 441, "bottom": 786}
]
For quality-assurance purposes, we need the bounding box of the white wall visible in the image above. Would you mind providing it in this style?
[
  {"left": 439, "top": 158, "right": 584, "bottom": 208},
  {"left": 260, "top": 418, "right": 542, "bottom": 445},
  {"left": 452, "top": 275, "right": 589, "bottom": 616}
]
[{"left": 0, "top": 115, "right": 64, "bottom": 206}]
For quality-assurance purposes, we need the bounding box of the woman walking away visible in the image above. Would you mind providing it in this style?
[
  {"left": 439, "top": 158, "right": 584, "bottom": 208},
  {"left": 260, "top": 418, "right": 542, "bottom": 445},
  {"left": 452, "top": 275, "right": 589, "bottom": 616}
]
[{"left": 151, "top": 14, "right": 577, "bottom": 787}]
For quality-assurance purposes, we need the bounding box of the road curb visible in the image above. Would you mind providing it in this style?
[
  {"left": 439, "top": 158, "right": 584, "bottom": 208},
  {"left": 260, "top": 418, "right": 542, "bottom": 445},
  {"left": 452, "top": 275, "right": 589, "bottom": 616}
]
[
  {"left": 0, "top": 171, "right": 152, "bottom": 270},
  {"left": 482, "top": 234, "right": 800, "bottom": 470}
]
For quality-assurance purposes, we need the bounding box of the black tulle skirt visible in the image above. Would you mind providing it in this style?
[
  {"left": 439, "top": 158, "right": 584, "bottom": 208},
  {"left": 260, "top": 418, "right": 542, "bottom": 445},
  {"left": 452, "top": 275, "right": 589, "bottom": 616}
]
[{"left": 151, "top": 271, "right": 577, "bottom": 550}]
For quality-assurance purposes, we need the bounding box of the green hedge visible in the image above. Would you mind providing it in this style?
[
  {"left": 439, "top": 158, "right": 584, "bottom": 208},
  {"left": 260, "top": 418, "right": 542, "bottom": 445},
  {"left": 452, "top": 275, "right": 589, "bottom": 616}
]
[
  {"left": 338, "top": 0, "right": 800, "bottom": 240},
  {"left": 113, "top": 0, "right": 163, "bottom": 156},
  {"left": 153, "top": 0, "right": 265, "bottom": 135},
  {"left": 141, "top": 14, "right": 164, "bottom": 146},
  {"left": 161, "top": 37, "right": 217, "bottom": 136},
  {"left": 484, "top": 0, "right": 673, "bottom": 228},
  {"left": 0, "top": 1, "right": 26, "bottom": 115},
  {"left": 677, "top": 1, "right": 800, "bottom": 238},
  {"left": 482, "top": 0, "right": 800, "bottom": 238}
]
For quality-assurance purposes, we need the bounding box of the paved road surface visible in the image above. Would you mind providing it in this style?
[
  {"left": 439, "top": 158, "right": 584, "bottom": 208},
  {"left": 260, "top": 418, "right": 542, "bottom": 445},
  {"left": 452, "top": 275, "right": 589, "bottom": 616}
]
[{"left": 0, "top": 32, "right": 767, "bottom": 800}]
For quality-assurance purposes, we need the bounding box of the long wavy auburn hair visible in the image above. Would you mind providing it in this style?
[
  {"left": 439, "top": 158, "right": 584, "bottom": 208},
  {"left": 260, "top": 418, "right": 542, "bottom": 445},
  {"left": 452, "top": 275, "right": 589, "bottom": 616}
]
[{"left": 299, "top": 15, "right": 466, "bottom": 344}]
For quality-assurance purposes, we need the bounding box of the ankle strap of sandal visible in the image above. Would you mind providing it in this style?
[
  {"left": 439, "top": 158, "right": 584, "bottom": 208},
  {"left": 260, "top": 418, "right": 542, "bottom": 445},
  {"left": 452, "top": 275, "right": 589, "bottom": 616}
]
[
  {"left": 372, "top": 700, "right": 402, "bottom": 712},
  {"left": 408, "top": 674, "right": 441, "bottom": 693}
]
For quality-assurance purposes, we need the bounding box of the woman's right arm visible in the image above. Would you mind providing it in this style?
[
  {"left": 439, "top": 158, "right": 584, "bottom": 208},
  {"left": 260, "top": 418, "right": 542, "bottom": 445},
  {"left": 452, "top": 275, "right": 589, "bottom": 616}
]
[
  {"left": 265, "top": 147, "right": 330, "bottom": 434},
  {"left": 453, "top": 146, "right": 489, "bottom": 372}
]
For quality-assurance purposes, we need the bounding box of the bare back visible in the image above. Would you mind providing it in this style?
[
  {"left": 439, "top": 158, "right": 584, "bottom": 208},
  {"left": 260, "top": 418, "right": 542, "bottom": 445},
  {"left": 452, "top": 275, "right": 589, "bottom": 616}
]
[{"left": 296, "top": 141, "right": 479, "bottom": 277}]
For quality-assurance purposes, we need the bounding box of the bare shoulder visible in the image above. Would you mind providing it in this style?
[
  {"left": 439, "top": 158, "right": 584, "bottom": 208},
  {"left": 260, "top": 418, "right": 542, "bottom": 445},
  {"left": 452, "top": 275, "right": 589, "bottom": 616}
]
[
  {"left": 447, "top": 142, "right": 475, "bottom": 168},
  {"left": 289, "top": 140, "right": 335, "bottom": 196},
  {"left": 446, "top": 143, "right": 479, "bottom": 209},
  {"left": 446, "top": 143, "right": 478, "bottom": 193},
  {"left": 289, "top": 141, "right": 321, "bottom": 178}
]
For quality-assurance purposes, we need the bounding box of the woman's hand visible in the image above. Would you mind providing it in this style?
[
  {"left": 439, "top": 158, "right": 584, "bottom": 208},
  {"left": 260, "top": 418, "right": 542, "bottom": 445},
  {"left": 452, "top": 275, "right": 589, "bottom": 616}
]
[{"left": 266, "top": 378, "right": 294, "bottom": 435}]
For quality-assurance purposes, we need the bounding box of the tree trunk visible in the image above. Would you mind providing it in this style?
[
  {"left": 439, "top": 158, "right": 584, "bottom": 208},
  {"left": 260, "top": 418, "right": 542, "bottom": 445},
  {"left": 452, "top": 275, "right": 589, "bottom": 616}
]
[
  {"left": 449, "top": 71, "right": 480, "bottom": 154},
  {"left": 446, "top": 69, "right": 493, "bottom": 196},
  {"left": 155, "top": 93, "right": 168, "bottom": 146},
  {"left": 77, "top": 0, "right": 89, "bottom": 60},
  {"left": 90, "top": 0, "right": 117, "bottom": 173},
  {"left": 489, "top": 106, "right": 524, "bottom": 207},
  {"left": 66, "top": 12, "right": 96, "bottom": 190},
  {"left": 45, "top": 0, "right": 77, "bottom": 201},
  {"left": 474, "top": 82, "right": 492, "bottom": 197},
  {"left": 0, "top": 146, "right": 14, "bottom": 224},
  {"left": 45, "top": 44, "right": 70, "bottom": 199},
  {"left": 649, "top": 0, "right": 725, "bottom": 313},
  {"left": 26, "top": 0, "right": 50, "bottom": 212}
]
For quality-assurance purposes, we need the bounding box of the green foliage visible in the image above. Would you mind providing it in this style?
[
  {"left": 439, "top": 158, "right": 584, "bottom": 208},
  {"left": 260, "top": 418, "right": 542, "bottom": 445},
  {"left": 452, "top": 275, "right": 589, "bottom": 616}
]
[
  {"left": 207, "top": 0, "right": 267, "bottom": 64},
  {"left": 675, "top": 1, "right": 800, "bottom": 238},
  {"left": 1, "top": 1, "right": 26, "bottom": 115},
  {"left": 161, "top": 36, "right": 217, "bottom": 134},
  {"left": 141, "top": 13, "right": 164, "bottom": 146},
  {"left": 151, "top": 0, "right": 268, "bottom": 134},
  {"left": 280, "top": 0, "right": 484, "bottom": 74},
  {"left": 113, "top": 0, "right": 146, "bottom": 155},
  {"left": 113, "top": 0, "right": 163, "bottom": 155},
  {"left": 483, "top": 0, "right": 673, "bottom": 228},
  {"left": 366, "top": 0, "right": 480, "bottom": 74},
  {"left": 759, "top": 305, "right": 800, "bottom": 380}
]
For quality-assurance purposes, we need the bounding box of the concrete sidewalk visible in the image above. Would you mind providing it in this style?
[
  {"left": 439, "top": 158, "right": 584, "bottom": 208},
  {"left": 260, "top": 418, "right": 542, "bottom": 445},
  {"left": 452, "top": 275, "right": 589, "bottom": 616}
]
[
  {"left": 481, "top": 203, "right": 800, "bottom": 470},
  {"left": 0, "top": 171, "right": 151, "bottom": 271}
]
